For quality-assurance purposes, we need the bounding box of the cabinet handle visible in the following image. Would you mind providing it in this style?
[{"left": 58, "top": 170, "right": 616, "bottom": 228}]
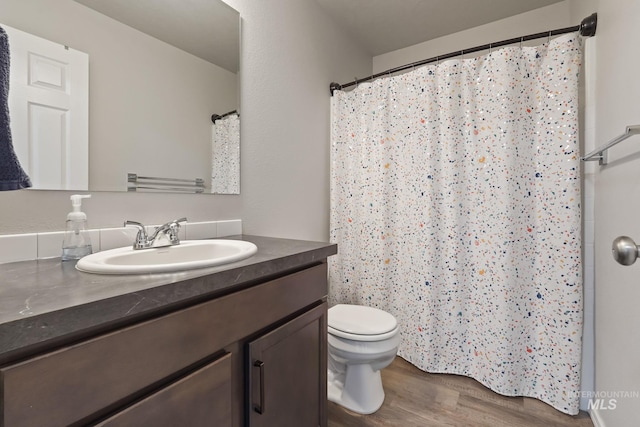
[{"left": 253, "top": 360, "right": 265, "bottom": 414}]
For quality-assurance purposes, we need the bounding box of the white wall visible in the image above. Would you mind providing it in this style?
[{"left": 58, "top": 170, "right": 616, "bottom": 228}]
[
  {"left": 571, "top": 0, "right": 640, "bottom": 425},
  {"left": 0, "top": 0, "right": 371, "bottom": 241},
  {"left": 223, "top": 0, "right": 371, "bottom": 241}
]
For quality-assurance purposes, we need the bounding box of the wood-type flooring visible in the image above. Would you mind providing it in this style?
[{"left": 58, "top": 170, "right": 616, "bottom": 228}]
[{"left": 328, "top": 357, "right": 594, "bottom": 427}]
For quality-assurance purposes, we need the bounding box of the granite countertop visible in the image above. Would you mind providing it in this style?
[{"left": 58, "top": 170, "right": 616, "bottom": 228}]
[{"left": 0, "top": 235, "right": 337, "bottom": 364}]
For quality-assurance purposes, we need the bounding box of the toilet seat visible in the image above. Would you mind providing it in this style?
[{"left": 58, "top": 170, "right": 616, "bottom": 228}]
[{"left": 328, "top": 304, "right": 398, "bottom": 342}]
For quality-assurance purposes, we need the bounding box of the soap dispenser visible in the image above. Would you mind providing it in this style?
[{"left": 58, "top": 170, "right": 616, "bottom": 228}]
[{"left": 62, "top": 194, "right": 93, "bottom": 261}]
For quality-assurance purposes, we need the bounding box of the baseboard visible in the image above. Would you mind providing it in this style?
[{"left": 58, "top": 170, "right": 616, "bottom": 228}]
[{"left": 590, "top": 409, "right": 606, "bottom": 427}]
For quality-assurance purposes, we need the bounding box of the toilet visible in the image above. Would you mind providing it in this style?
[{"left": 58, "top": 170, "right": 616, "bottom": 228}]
[{"left": 327, "top": 304, "right": 401, "bottom": 414}]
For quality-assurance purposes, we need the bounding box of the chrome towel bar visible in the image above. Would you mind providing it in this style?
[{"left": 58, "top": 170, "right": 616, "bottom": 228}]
[
  {"left": 127, "top": 173, "right": 205, "bottom": 193},
  {"left": 581, "top": 125, "right": 640, "bottom": 165}
]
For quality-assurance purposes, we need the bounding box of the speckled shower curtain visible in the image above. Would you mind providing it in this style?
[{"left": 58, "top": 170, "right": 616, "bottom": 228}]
[
  {"left": 329, "top": 34, "right": 583, "bottom": 415},
  {"left": 211, "top": 113, "right": 240, "bottom": 194}
]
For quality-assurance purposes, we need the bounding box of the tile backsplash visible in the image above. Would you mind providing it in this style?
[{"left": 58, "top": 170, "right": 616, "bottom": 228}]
[{"left": 0, "top": 220, "right": 242, "bottom": 265}]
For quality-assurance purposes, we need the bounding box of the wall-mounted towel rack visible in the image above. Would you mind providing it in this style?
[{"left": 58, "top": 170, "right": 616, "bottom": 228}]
[
  {"left": 127, "top": 173, "right": 205, "bottom": 193},
  {"left": 581, "top": 125, "right": 640, "bottom": 165}
]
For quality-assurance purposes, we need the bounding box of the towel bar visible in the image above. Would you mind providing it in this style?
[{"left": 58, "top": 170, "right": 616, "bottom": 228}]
[
  {"left": 581, "top": 125, "right": 640, "bottom": 165},
  {"left": 127, "top": 173, "right": 205, "bottom": 193}
]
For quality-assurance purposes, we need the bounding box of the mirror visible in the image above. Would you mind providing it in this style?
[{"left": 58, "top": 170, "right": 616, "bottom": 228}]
[{"left": 1, "top": 0, "right": 240, "bottom": 194}]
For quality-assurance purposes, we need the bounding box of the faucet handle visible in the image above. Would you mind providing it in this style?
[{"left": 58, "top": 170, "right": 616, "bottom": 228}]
[
  {"left": 124, "top": 220, "right": 148, "bottom": 249},
  {"left": 167, "top": 218, "right": 187, "bottom": 244}
]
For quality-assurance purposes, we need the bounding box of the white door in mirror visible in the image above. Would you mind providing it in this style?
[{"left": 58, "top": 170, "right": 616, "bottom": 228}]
[
  {"left": 76, "top": 240, "right": 257, "bottom": 274},
  {"left": 4, "top": 23, "right": 89, "bottom": 190}
]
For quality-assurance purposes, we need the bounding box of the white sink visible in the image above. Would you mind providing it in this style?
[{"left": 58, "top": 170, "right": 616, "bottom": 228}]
[{"left": 76, "top": 240, "right": 258, "bottom": 274}]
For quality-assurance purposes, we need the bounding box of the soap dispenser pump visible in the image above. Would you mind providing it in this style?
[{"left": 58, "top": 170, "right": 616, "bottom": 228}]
[{"left": 62, "top": 194, "right": 93, "bottom": 261}]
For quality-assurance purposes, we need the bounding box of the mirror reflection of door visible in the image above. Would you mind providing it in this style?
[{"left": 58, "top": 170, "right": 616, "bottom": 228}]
[{"left": 3, "top": 23, "right": 89, "bottom": 190}]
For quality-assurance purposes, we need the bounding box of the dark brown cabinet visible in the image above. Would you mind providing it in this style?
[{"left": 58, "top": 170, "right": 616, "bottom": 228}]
[
  {"left": 96, "top": 352, "right": 233, "bottom": 427},
  {"left": 0, "top": 263, "right": 328, "bottom": 427},
  {"left": 248, "top": 303, "right": 327, "bottom": 427}
]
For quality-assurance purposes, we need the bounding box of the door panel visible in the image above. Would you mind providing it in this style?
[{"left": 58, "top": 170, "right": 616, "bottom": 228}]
[
  {"left": 96, "top": 353, "right": 232, "bottom": 427},
  {"left": 3, "top": 23, "right": 88, "bottom": 190},
  {"left": 28, "top": 104, "right": 68, "bottom": 188},
  {"left": 248, "top": 303, "right": 327, "bottom": 427}
]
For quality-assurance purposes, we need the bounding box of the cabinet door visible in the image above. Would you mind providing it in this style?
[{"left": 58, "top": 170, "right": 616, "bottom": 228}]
[
  {"left": 96, "top": 352, "right": 232, "bottom": 427},
  {"left": 248, "top": 302, "right": 327, "bottom": 427}
]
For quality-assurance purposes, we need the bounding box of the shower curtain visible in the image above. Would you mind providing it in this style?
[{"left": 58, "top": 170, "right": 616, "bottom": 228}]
[
  {"left": 211, "top": 113, "right": 240, "bottom": 194},
  {"left": 329, "top": 34, "right": 583, "bottom": 414}
]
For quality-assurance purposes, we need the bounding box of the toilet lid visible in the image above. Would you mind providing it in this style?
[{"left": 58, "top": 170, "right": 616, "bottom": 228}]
[{"left": 328, "top": 304, "right": 397, "bottom": 336}]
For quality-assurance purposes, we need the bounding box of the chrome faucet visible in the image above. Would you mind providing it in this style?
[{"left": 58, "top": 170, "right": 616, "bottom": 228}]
[{"left": 124, "top": 218, "right": 187, "bottom": 250}]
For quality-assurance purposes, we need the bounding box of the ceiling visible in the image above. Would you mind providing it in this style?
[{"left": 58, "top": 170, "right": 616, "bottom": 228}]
[
  {"left": 72, "top": 0, "right": 566, "bottom": 72},
  {"left": 316, "top": 0, "right": 566, "bottom": 56},
  {"left": 74, "top": 0, "right": 240, "bottom": 72}
]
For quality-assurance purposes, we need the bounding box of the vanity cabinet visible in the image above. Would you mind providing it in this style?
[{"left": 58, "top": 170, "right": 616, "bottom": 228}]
[{"left": 0, "top": 262, "right": 328, "bottom": 427}]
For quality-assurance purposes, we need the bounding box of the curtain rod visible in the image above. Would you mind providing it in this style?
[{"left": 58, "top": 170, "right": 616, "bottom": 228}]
[
  {"left": 330, "top": 12, "right": 597, "bottom": 96},
  {"left": 211, "top": 110, "right": 239, "bottom": 123}
]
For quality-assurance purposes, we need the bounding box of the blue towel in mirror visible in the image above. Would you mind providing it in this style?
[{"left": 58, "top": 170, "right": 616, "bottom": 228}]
[{"left": 0, "top": 26, "right": 31, "bottom": 191}]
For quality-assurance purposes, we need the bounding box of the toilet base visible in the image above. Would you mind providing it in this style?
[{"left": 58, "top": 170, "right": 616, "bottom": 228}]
[{"left": 327, "top": 362, "right": 385, "bottom": 414}]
